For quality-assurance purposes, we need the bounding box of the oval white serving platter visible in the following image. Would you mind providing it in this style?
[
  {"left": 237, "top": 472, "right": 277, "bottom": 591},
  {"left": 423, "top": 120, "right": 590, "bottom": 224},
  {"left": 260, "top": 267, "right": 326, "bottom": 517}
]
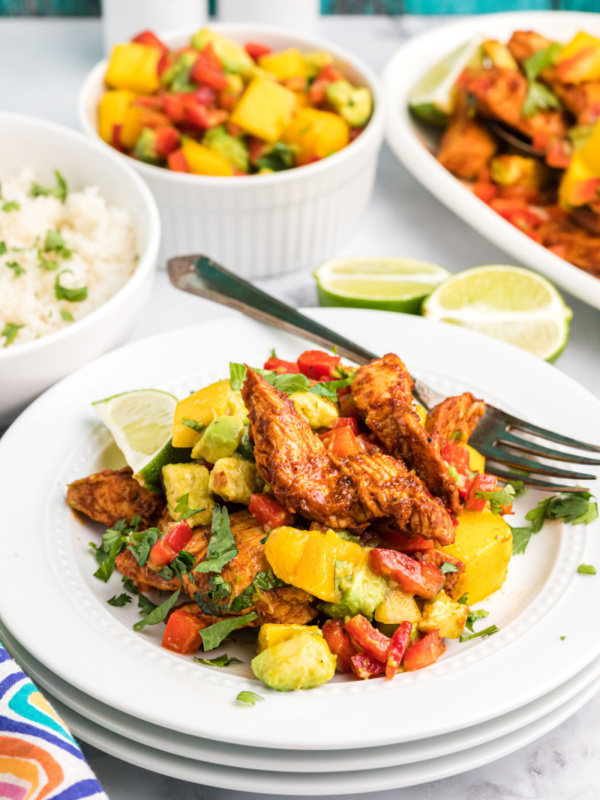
[
  {"left": 383, "top": 11, "right": 600, "bottom": 311},
  {"left": 0, "top": 308, "right": 598, "bottom": 751}
]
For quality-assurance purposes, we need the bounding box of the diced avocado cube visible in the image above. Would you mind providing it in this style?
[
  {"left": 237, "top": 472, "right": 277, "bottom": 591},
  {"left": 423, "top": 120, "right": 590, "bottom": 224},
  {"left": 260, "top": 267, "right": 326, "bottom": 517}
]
[
  {"left": 203, "top": 125, "right": 249, "bottom": 173},
  {"left": 191, "top": 29, "right": 254, "bottom": 78},
  {"left": 191, "top": 415, "right": 245, "bottom": 463},
  {"left": 319, "top": 561, "right": 387, "bottom": 620},
  {"left": 374, "top": 588, "right": 422, "bottom": 625},
  {"left": 251, "top": 631, "right": 336, "bottom": 691},
  {"left": 134, "top": 128, "right": 161, "bottom": 165},
  {"left": 419, "top": 590, "right": 469, "bottom": 639},
  {"left": 161, "top": 51, "right": 197, "bottom": 93},
  {"left": 209, "top": 457, "right": 264, "bottom": 504},
  {"left": 162, "top": 463, "right": 212, "bottom": 527},
  {"left": 290, "top": 391, "right": 339, "bottom": 429},
  {"left": 257, "top": 624, "right": 321, "bottom": 653},
  {"left": 325, "top": 80, "right": 373, "bottom": 128}
]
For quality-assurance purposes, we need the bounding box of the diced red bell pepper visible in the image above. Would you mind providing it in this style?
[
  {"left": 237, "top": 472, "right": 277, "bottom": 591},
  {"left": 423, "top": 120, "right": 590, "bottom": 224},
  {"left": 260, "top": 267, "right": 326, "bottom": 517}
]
[
  {"left": 345, "top": 615, "right": 391, "bottom": 663},
  {"left": 308, "top": 64, "right": 345, "bottom": 105},
  {"left": 245, "top": 41, "right": 273, "bottom": 61},
  {"left": 319, "top": 426, "right": 364, "bottom": 458},
  {"left": 465, "top": 474, "right": 497, "bottom": 512},
  {"left": 191, "top": 43, "right": 228, "bottom": 92},
  {"left": 386, "top": 621, "right": 412, "bottom": 680},
  {"left": 380, "top": 528, "right": 434, "bottom": 553},
  {"left": 194, "top": 86, "right": 217, "bottom": 108},
  {"left": 139, "top": 109, "right": 170, "bottom": 129},
  {"left": 147, "top": 520, "right": 193, "bottom": 571},
  {"left": 368, "top": 548, "right": 445, "bottom": 600},
  {"left": 569, "top": 177, "right": 600, "bottom": 207},
  {"left": 338, "top": 392, "right": 360, "bottom": 419},
  {"left": 263, "top": 356, "right": 300, "bottom": 374},
  {"left": 350, "top": 652, "right": 386, "bottom": 680},
  {"left": 297, "top": 350, "right": 341, "bottom": 380},
  {"left": 546, "top": 138, "right": 572, "bottom": 170},
  {"left": 163, "top": 93, "right": 188, "bottom": 124},
  {"left": 333, "top": 417, "right": 360, "bottom": 435},
  {"left": 184, "top": 102, "right": 228, "bottom": 130},
  {"left": 440, "top": 442, "right": 471, "bottom": 476},
  {"left": 132, "top": 95, "right": 165, "bottom": 110},
  {"left": 249, "top": 494, "right": 294, "bottom": 531},
  {"left": 165, "top": 520, "right": 193, "bottom": 553},
  {"left": 168, "top": 148, "right": 190, "bottom": 172},
  {"left": 322, "top": 619, "right": 357, "bottom": 673},
  {"left": 472, "top": 182, "right": 498, "bottom": 204},
  {"left": 247, "top": 136, "right": 268, "bottom": 166},
  {"left": 131, "top": 30, "right": 168, "bottom": 54},
  {"left": 147, "top": 537, "right": 176, "bottom": 572},
  {"left": 162, "top": 609, "right": 205, "bottom": 655},
  {"left": 155, "top": 126, "right": 180, "bottom": 158},
  {"left": 403, "top": 630, "right": 446, "bottom": 672},
  {"left": 349, "top": 126, "right": 365, "bottom": 143}
]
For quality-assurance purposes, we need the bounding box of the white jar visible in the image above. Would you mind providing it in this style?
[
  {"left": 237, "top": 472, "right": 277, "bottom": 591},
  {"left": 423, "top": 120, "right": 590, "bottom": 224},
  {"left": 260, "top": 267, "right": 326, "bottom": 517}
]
[
  {"left": 217, "top": 0, "right": 320, "bottom": 33},
  {"left": 101, "top": 0, "right": 209, "bottom": 54}
]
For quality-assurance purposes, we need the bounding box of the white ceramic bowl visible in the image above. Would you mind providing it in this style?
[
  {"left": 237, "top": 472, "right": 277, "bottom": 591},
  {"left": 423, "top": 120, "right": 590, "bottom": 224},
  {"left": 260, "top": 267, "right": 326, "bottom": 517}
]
[
  {"left": 78, "top": 23, "right": 385, "bottom": 278},
  {"left": 0, "top": 113, "right": 161, "bottom": 426}
]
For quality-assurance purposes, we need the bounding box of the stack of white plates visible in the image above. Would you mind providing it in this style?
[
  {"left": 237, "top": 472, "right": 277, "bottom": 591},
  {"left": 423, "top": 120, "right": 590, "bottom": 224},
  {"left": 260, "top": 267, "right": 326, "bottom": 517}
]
[{"left": 1, "top": 309, "right": 599, "bottom": 794}]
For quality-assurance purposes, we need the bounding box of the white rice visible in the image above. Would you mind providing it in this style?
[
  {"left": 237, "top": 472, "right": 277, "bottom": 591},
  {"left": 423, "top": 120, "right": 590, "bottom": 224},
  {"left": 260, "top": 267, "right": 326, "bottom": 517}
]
[{"left": 0, "top": 167, "right": 138, "bottom": 349}]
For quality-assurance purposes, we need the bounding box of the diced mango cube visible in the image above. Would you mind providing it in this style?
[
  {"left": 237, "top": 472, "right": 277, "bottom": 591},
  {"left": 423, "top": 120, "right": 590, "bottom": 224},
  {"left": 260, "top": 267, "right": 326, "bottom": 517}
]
[
  {"left": 181, "top": 139, "right": 234, "bottom": 176},
  {"left": 374, "top": 588, "right": 421, "bottom": 625},
  {"left": 172, "top": 379, "right": 239, "bottom": 448},
  {"left": 443, "top": 510, "right": 512, "bottom": 605},
  {"left": 419, "top": 590, "right": 469, "bottom": 639},
  {"left": 258, "top": 48, "right": 307, "bottom": 82},
  {"left": 105, "top": 43, "right": 162, "bottom": 94},
  {"left": 558, "top": 31, "right": 600, "bottom": 83},
  {"left": 465, "top": 444, "right": 485, "bottom": 474},
  {"left": 98, "top": 90, "right": 137, "bottom": 144},
  {"left": 282, "top": 108, "right": 349, "bottom": 165},
  {"left": 257, "top": 624, "right": 321, "bottom": 653},
  {"left": 230, "top": 77, "right": 297, "bottom": 142}
]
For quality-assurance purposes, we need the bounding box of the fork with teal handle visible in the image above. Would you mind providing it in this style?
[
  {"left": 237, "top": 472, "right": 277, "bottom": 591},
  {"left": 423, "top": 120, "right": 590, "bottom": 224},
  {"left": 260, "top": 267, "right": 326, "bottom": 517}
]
[{"left": 168, "top": 254, "right": 600, "bottom": 494}]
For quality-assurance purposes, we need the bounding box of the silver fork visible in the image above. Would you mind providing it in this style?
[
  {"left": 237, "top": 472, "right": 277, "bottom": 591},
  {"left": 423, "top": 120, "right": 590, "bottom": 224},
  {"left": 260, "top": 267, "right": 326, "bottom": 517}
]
[{"left": 168, "top": 255, "right": 600, "bottom": 494}]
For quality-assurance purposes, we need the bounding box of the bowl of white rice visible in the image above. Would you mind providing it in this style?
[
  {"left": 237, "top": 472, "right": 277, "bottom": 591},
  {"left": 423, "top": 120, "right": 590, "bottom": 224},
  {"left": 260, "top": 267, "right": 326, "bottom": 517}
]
[{"left": 0, "top": 113, "right": 160, "bottom": 426}]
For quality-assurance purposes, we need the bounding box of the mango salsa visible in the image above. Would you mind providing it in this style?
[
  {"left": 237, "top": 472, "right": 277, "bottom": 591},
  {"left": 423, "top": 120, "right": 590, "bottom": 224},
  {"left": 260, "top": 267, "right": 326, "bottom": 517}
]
[
  {"left": 442, "top": 509, "right": 512, "bottom": 605},
  {"left": 105, "top": 43, "right": 162, "bottom": 94},
  {"left": 282, "top": 108, "right": 349, "bottom": 165},
  {"left": 557, "top": 31, "right": 600, "bottom": 84},
  {"left": 172, "top": 379, "right": 240, "bottom": 447},
  {"left": 257, "top": 623, "right": 321, "bottom": 653},
  {"left": 258, "top": 48, "right": 307, "bottom": 82},
  {"left": 181, "top": 139, "right": 234, "bottom": 176},
  {"left": 230, "top": 77, "right": 298, "bottom": 143}
]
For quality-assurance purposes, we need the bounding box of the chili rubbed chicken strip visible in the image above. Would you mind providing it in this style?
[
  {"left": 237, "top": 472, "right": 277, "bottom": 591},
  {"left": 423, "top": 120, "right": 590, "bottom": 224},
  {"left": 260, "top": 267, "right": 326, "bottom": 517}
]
[{"left": 242, "top": 367, "right": 455, "bottom": 545}]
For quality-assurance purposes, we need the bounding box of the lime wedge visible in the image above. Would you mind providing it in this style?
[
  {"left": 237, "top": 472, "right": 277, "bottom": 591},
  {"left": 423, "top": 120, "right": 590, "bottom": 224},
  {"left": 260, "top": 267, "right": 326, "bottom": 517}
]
[
  {"left": 408, "top": 37, "right": 484, "bottom": 127},
  {"left": 314, "top": 257, "right": 450, "bottom": 315},
  {"left": 421, "top": 265, "right": 573, "bottom": 362},
  {"left": 93, "top": 389, "right": 190, "bottom": 492}
]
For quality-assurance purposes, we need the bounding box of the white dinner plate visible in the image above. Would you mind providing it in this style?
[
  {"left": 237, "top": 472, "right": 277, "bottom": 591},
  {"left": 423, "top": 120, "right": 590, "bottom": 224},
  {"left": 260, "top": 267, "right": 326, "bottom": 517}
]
[
  {"left": 2, "top": 616, "right": 600, "bottom": 775},
  {"left": 0, "top": 309, "right": 599, "bottom": 751},
  {"left": 383, "top": 11, "right": 600, "bottom": 311},
  {"left": 38, "top": 666, "right": 600, "bottom": 794}
]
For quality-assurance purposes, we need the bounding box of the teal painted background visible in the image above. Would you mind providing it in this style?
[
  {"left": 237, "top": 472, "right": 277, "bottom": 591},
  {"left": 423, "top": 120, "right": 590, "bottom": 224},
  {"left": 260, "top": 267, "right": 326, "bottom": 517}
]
[{"left": 0, "top": 0, "right": 598, "bottom": 14}]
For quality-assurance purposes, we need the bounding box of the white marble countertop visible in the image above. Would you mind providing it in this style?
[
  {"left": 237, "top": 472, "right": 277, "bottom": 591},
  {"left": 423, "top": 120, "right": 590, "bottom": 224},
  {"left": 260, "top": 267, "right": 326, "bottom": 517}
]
[{"left": 2, "top": 13, "right": 600, "bottom": 800}]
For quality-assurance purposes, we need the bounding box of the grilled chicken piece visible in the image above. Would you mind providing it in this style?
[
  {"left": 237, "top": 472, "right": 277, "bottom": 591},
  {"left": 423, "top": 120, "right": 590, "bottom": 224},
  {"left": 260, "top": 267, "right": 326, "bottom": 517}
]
[
  {"left": 352, "top": 354, "right": 460, "bottom": 515},
  {"left": 507, "top": 30, "right": 553, "bottom": 64},
  {"left": 438, "top": 97, "right": 498, "bottom": 180},
  {"left": 67, "top": 467, "right": 165, "bottom": 528},
  {"left": 425, "top": 393, "right": 486, "bottom": 444},
  {"left": 538, "top": 217, "right": 600, "bottom": 276},
  {"left": 415, "top": 549, "right": 465, "bottom": 593},
  {"left": 242, "top": 368, "right": 454, "bottom": 543},
  {"left": 115, "top": 509, "right": 317, "bottom": 625}
]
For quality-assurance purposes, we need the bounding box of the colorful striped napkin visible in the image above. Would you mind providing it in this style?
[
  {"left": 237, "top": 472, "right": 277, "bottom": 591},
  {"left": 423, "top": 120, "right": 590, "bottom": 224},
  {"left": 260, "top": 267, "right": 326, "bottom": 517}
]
[{"left": 0, "top": 642, "right": 107, "bottom": 800}]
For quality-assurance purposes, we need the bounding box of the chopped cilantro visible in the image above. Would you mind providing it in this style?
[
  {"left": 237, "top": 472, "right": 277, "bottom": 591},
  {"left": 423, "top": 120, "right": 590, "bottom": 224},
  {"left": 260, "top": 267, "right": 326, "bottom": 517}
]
[
  {"left": 236, "top": 690, "right": 264, "bottom": 706},
  {"left": 194, "top": 505, "right": 238, "bottom": 574},
  {"left": 523, "top": 42, "right": 562, "bottom": 83},
  {"left": 457, "top": 593, "right": 469, "bottom": 605},
  {"left": 255, "top": 142, "right": 296, "bottom": 172},
  {"left": 229, "top": 362, "right": 247, "bottom": 391},
  {"left": 122, "top": 576, "right": 139, "bottom": 595},
  {"left": 38, "top": 251, "right": 60, "bottom": 271},
  {"left": 133, "top": 589, "right": 181, "bottom": 631},
  {"left": 195, "top": 654, "right": 243, "bottom": 667},
  {"left": 578, "top": 564, "right": 597, "bottom": 575},
  {"left": 54, "top": 270, "right": 88, "bottom": 302},
  {"left": 6, "top": 261, "right": 25, "bottom": 278},
  {"left": 137, "top": 593, "right": 158, "bottom": 616},
  {"left": 91, "top": 518, "right": 140, "bottom": 583},
  {"left": 560, "top": 636, "right": 566, "bottom": 641},
  {"left": 459, "top": 624, "right": 499, "bottom": 643},
  {"left": 229, "top": 361, "right": 353, "bottom": 399},
  {"left": 31, "top": 170, "right": 68, "bottom": 203},
  {"left": 2, "top": 200, "right": 19, "bottom": 212},
  {"left": 441, "top": 562, "right": 459, "bottom": 574},
  {"left": 44, "top": 229, "right": 72, "bottom": 259},
  {"left": 0, "top": 241, "right": 6, "bottom": 255},
  {"left": 60, "top": 310, "right": 74, "bottom": 322},
  {"left": 512, "top": 492, "right": 598, "bottom": 555},
  {"left": 269, "top": 348, "right": 277, "bottom": 358},
  {"left": 182, "top": 417, "right": 206, "bottom": 433},
  {"left": 465, "top": 608, "right": 489, "bottom": 633},
  {"left": 522, "top": 81, "right": 561, "bottom": 118},
  {"left": 174, "top": 492, "right": 204, "bottom": 521},
  {"left": 476, "top": 483, "right": 515, "bottom": 515},
  {"left": 107, "top": 593, "right": 132, "bottom": 607},
  {"left": 127, "top": 528, "right": 159, "bottom": 567},
  {"left": 159, "top": 549, "right": 195, "bottom": 581},
  {"left": 200, "top": 611, "right": 258, "bottom": 651},
  {"left": 2, "top": 322, "right": 23, "bottom": 347}
]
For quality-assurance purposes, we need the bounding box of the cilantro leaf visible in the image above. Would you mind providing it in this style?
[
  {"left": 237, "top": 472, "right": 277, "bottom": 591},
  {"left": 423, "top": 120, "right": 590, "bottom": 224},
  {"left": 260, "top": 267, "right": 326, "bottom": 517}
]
[
  {"left": 441, "top": 562, "right": 459, "bottom": 574},
  {"left": 523, "top": 42, "right": 562, "bottom": 83},
  {"left": 161, "top": 549, "right": 195, "bottom": 581},
  {"left": 38, "top": 251, "right": 60, "bottom": 271},
  {"left": 578, "top": 563, "right": 597, "bottom": 575},
  {"left": 459, "top": 624, "right": 499, "bottom": 642},
  {"left": 200, "top": 612, "right": 258, "bottom": 651},
  {"left": 44, "top": 229, "right": 72, "bottom": 259},
  {"left": 133, "top": 589, "right": 181, "bottom": 631},
  {"left": 309, "top": 377, "right": 354, "bottom": 399},
  {"left": 229, "top": 362, "right": 247, "bottom": 391},
  {"left": 174, "top": 492, "right": 204, "bottom": 521},
  {"left": 522, "top": 81, "right": 561, "bottom": 117},
  {"left": 108, "top": 593, "right": 132, "bottom": 607},
  {"left": 60, "top": 310, "right": 74, "bottom": 322},
  {"left": 122, "top": 576, "right": 139, "bottom": 595},
  {"left": 31, "top": 170, "right": 68, "bottom": 203},
  {"left": 194, "top": 505, "right": 238, "bottom": 574},
  {"left": 54, "top": 270, "right": 88, "bottom": 302},
  {"left": 2, "top": 323, "right": 23, "bottom": 347},
  {"left": 2, "top": 200, "right": 19, "bottom": 212},
  {"left": 182, "top": 417, "right": 206, "bottom": 433},
  {"left": 6, "top": 261, "right": 25, "bottom": 278},
  {"left": 269, "top": 348, "right": 277, "bottom": 358},
  {"left": 512, "top": 492, "right": 598, "bottom": 555},
  {"left": 267, "top": 371, "right": 311, "bottom": 394},
  {"left": 457, "top": 593, "right": 469, "bottom": 605},
  {"left": 93, "top": 535, "right": 126, "bottom": 582},
  {"left": 228, "top": 584, "right": 256, "bottom": 613},
  {"left": 0, "top": 241, "right": 6, "bottom": 255},
  {"left": 255, "top": 142, "right": 296, "bottom": 172},
  {"left": 195, "top": 654, "right": 243, "bottom": 667},
  {"left": 465, "top": 608, "right": 489, "bottom": 633},
  {"left": 253, "top": 570, "right": 286, "bottom": 591},
  {"left": 510, "top": 525, "right": 534, "bottom": 555},
  {"left": 476, "top": 484, "right": 515, "bottom": 515},
  {"left": 137, "top": 593, "right": 158, "bottom": 616},
  {"left": 236, "top": 690, "right": 264, "bottom": 706},
  {"left": 127, "top": 528, "right": 159, "bottom": 567}
]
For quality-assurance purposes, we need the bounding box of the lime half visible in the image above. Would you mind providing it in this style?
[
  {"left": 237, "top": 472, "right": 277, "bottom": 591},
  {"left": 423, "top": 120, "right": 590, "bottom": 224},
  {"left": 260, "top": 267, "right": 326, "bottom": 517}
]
[
  {"left": 314, "top": 257, "right": 450, "bottom": 315},
  {"left": 93, "top": 389, "right": 189, "bottom": 492},
  {"left": 408, "top": 37, "right": 484, "bottom": 127},
  {"left": 422, "top": 265, "right": 573, "bottom": 362}
]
